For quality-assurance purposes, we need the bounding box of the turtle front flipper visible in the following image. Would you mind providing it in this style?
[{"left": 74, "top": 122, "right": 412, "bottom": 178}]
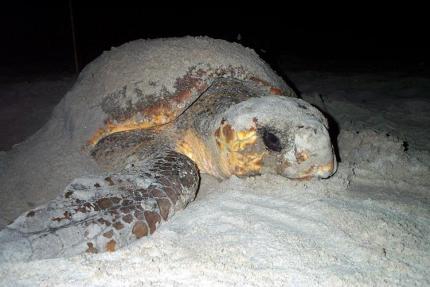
[{"left": 0, "top": 150, "right": 199, "bottom": 262}]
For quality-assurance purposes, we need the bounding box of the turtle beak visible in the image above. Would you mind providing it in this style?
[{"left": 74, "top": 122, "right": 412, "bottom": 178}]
[
  {"left": 279, "top": 124, "right": 337, "bottom": 179},
  {"left": 315, "top": 158, "right": 337, "bottom": 178}
]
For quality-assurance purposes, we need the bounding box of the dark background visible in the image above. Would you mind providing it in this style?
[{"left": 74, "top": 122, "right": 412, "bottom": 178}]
[{"left": 0, "top": 1, "right": 428, "bottom": 75}]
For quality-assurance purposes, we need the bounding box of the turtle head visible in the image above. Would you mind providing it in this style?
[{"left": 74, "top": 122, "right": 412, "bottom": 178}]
[{"left": 212, "top": 96, "right": 337, "bottom": 179}]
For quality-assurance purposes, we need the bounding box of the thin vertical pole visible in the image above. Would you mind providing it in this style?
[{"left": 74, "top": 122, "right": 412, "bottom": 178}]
[{"left": 68, "top": 0, "right": 79, "bottom": 74}]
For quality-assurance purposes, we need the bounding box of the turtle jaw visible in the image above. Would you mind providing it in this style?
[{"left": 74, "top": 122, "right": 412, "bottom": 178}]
[{"left": 280, "top": 152, "right": 337, "bottom": 180}]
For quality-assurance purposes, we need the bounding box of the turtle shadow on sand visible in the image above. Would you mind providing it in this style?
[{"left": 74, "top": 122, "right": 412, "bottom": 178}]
[
  {"left": 305, "top": 99, "right": 341, "bottom": 162},
  {"left": 0, "top": 36, "right": 337, "bottom": 262}
]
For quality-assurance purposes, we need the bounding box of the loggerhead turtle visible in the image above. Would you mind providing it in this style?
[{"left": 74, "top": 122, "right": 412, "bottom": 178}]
[{"left": 0, "top": 37, "right": 336, "bottom": 261}]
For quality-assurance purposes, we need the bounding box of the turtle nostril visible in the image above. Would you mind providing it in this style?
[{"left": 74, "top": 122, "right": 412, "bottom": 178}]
[{"left": 262, "top": 130, "right": 282, "bottom": 152}]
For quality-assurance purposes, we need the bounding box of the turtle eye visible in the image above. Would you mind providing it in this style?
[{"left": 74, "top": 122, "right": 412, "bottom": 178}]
[{"left": 262, "top": 129, "right": 282, "bottom": 152}]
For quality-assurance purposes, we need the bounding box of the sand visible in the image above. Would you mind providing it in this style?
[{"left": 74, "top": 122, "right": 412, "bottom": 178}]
[{"left": 0, "top": 40, "right": 429, "bottom": 286}]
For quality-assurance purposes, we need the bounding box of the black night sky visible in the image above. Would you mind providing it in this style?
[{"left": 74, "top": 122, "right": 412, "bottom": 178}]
[{"left": 0, "top": 2, "right": 428, "bottom": 76}]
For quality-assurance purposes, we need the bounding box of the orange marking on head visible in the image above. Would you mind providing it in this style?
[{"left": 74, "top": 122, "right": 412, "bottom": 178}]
[
  {"left": 296, "top": 160, "right": 335, "bottom": 179},
  {"left": 214, "top": 120, "right": 265, "bottom": 177},
  {"left": 295, "top": 150, "right": 310, "bottom": 163},
  {"left": 222, "top": 124, "right": 235, "bottom": 143},
  {"left": 317, "top": 160, "right": 335, "bottom": 174}
]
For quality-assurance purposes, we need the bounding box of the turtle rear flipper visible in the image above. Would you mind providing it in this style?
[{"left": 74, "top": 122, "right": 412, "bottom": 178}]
[{"left": 0, "top": 151, "right": 199, "bottom": 262}]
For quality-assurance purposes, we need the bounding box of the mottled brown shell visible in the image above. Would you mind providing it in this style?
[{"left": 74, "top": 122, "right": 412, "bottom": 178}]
[{"left": 86, "top": 37, "right": 296, "bottom": 146}]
